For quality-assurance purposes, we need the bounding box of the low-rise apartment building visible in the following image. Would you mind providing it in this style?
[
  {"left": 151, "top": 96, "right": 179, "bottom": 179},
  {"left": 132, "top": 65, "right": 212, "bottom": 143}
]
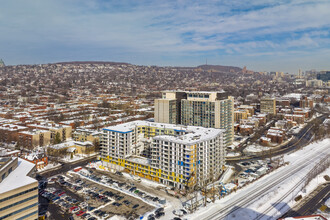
[
  {"left": 18, "top": 129, "right": 51, "bottom": 149},
  {"left": 73, "top": 128, "right": 101, "bottom": 143},
  {"left": 27, "top": 122, "right": 72, "bottom": 143},
  {"left": 0, "top": 124, "right": 29, "bottom": 143}
]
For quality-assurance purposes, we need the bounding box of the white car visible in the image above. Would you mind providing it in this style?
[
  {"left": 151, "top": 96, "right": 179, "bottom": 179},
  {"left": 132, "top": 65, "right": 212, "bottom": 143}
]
[{"left": 79, "top": 202, "right": 88, "bottom": 208}]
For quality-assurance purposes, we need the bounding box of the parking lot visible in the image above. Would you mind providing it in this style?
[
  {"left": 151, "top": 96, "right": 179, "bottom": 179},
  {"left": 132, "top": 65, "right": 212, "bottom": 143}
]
[
  {"left": 235, "top": 159, "right": 272, "bottom": 186},
  {"left": 40, "top": 165, "right": 168, "bottom": 220}
]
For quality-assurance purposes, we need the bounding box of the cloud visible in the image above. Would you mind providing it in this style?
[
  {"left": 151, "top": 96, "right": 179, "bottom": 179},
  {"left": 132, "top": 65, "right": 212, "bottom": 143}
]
[{"left": 0, "top": 0, "right": 329, "bottom": 72}]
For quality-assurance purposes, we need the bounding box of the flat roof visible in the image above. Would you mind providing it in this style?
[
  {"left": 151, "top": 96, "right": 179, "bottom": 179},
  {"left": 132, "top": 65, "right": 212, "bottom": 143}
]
[
  {"left": 0, "top": 158, "right": 37, "bottom": 194},
  {"left": 103, "top": 120, "right": 224, "bottom": 145}
]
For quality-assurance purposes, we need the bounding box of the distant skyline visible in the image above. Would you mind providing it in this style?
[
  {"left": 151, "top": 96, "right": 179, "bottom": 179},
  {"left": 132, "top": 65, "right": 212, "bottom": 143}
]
[{"left": 0, "top": 0, "right": 329, "bottom": 73}]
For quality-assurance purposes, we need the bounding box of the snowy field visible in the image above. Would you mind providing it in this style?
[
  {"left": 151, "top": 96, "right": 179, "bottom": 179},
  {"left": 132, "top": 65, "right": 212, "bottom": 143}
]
[
  {"left": 187, "top": 138, "right": 330, "bottom": 220},
  {"left": 244, "top": 144, "right": 271, "bottom": 153}
]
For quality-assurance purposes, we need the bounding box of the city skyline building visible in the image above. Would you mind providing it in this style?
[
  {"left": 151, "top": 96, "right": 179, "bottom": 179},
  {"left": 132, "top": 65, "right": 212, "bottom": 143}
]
[{"left": 155, "top": 91, "right": 234, "bottom": 146}]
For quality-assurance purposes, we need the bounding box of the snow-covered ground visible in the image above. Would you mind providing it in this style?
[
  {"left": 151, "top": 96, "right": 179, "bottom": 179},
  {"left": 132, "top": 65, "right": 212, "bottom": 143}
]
[
  {"left": 60, "top": 152, "right": 97, "bottom": 163},
  {"left": 37, "top": 162, "right": 61, "bottom": 173},
  {"left": 226, "top": 152, "right": 241, "bottom": 157},
  {"left": 187, "top": 138, "right": 330, "bottom": 220},
  {"left": 290, "top": 124, "right": 305, "bottom": 134},
  {"left": 244, "top": 144, "right": 271, "bottom": 153}
]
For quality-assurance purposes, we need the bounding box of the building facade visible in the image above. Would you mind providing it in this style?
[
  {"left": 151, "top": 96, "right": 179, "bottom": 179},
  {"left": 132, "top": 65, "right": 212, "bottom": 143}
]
[
  {"left": 0, "top": 157, "right": 38, "bottom": 220},
  {"left": 18, "top": 129, "right": 51, "bottom": 149},
  {"left": 27, "top": 122, "right": 72, "bottom": 143},
  {"left": 154, "top": 91, "right": 186, "bottom": 124},
  {"left": 260, "top": 97, "right": 276, "bottom": 115},
  {"left": 100, "top": 121, "right": 225, "bottom": 189},
  {"left": 155, "top": 91, "right": 234, "bottom": 146},
  {"left": 234, "top": 109, "right": 250, "bottom": 123}
]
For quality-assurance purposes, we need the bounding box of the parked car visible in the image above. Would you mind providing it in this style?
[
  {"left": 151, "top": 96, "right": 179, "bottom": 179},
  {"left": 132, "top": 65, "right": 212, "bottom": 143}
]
[
  {"left": 148, "top": 214, "right": 155, "bottom": 220},
  {"left": 155, "top": 207, "right": 164, "bottom": 214},
  {"left": 155, "top": 212, "right": 165, "bottom": 218},
  {"left": 132, "top": 204, "right": 139, "bottom": 209},
  {"left": 69, "top": 206, "right": 80, "bottom": 213},
  {"left": 76, "top": 210, "right": 86, "bottom": 216}
]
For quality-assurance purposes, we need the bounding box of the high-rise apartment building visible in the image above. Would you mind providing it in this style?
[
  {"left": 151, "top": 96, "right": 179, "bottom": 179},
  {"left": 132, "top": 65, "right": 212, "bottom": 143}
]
[
  {"left": 0, "top": 157, "right": 38, "bottom": 220},
  {"left": 100, "top": 121, "right": 225, "bottom": 189},
  {"left": 260, "top": 97, "right": 276, "bottom": 115},
  {"left": 155, "top": 91, "right": 234, "bottom": 146},
  {"left": 154, "top": 91, "right": 186, "bottom": 124}
]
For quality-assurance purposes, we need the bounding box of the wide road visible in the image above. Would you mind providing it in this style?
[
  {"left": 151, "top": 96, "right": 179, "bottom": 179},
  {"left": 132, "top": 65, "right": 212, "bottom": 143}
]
[
  {"left": 189, "top": 139, "right": 330, "bottom": 220},
  {"left": 281, "top": 183, "right": 330, "bottom": 217}
]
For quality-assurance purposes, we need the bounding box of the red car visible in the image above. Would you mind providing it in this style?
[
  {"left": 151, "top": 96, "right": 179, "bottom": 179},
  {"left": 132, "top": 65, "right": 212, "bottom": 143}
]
[
  {"left": 58, "top": 192, "right": 66, "bottom": 197},
  {"left": 69, "top": 206, "right": 79, "bottom": 213},
  {"left": 76, "top": 210, "right": 86, "bottom": 216}
]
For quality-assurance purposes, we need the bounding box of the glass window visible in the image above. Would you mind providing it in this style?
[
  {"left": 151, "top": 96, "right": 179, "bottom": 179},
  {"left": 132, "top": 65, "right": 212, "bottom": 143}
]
[
  {"left": 16, "top": 210, "right": 38, "bottom": 220},
  {"left": 0, "top": 195, "right": 38, "bottom": 212},
  {"left": 0, "top": 202, "right": 38, "bottom": 220},
  {"left": 0, "top": 187, "right": 38, "bottom": 203}
]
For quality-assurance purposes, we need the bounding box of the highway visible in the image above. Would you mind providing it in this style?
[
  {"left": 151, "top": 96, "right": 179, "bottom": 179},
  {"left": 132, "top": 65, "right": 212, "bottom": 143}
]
[{"left": 190, "top": 139, "right": 330, "bottom": 220}]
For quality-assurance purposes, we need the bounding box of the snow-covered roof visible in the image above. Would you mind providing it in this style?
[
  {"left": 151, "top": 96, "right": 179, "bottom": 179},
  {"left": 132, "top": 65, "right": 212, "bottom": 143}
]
[
  {"left": 0, "top": 158, "right": 37, "bottom": 194},
  {"left": 0, "top": 124, "right": 28, "bottom": 131},
  {"left": 19, "top": 129, "right": 49, "bottom": 135},
  {"left": 261, "top": 137, "right": 271, "bottom": 141},
  {"left": 283, "top": 93, "right": 304, "bottom": 99},
  {"left": 49, "top": 140, "right": 93, "bottom": 149},
  {"left": 67, "top": 147, "right": 76, "bottom": 153},
  {"left": 103, "top": 120, "right": 224, "bottom": 145}
]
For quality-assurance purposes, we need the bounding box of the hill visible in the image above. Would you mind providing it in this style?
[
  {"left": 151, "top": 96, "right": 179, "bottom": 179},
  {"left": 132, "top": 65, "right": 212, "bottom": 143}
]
[{"left": 197, "top": 64, "right": 242, "bottom": 73}]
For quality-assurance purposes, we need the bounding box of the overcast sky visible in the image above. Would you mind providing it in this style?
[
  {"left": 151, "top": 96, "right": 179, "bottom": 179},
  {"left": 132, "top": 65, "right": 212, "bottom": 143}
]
[{"left": 0, "top": 0, "right": 329, "bottom": 73}]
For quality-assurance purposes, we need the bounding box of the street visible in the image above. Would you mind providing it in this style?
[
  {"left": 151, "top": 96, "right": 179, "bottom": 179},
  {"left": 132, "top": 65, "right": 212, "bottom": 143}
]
[{"left": 281, "top": 183, "right": 330, "bottom": 217}]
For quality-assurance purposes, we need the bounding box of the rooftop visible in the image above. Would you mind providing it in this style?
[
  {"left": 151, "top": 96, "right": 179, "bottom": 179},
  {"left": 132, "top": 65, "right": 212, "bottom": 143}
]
[
  {"left": 0, "top": 158, "right": 37, "bottom": 194},
  {"left": 103, "top": 120, "right": 224, "bottom": 145}
]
